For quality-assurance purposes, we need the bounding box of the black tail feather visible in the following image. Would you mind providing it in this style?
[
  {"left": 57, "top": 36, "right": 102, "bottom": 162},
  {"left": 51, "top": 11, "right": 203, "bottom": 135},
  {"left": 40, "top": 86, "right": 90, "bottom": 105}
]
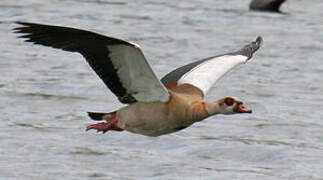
[{"left": 87, "top": 111, "right": 116, "bottom": 121}]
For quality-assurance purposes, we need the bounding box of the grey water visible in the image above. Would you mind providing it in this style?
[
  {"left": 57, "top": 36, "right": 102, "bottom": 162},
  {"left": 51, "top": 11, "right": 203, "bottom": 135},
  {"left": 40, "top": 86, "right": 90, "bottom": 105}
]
[{"left": 0, "top": 0, "right": 322, "bottom": 179}]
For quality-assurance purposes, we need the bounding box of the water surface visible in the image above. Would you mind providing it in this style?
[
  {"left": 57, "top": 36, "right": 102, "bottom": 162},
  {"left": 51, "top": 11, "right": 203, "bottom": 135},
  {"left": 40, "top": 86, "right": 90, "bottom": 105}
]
[{"left": 0, "top": 0, "right": 322, "bottom": 179}]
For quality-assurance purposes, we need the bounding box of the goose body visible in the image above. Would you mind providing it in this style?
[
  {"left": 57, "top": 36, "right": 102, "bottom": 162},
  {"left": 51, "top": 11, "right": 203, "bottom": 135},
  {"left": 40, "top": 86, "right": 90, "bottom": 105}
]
[
  {"left": 116, "top": 92, "right": 207, "bottom": 136},
  {"left": 14, "top": 22, "right": 263, "bottom": 136}
]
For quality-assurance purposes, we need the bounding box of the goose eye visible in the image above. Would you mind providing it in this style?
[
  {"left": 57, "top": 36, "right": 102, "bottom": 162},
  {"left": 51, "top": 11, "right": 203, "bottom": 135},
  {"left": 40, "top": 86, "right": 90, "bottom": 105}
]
[{"left": 224, "top": 97, "right": 234, "bottom": 106}]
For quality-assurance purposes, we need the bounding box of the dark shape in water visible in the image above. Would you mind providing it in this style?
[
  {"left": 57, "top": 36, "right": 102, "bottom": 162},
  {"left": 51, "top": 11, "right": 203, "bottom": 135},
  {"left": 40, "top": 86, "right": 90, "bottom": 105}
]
[{"left": 249, "top": 0, "right": 286, "bottom": 13}]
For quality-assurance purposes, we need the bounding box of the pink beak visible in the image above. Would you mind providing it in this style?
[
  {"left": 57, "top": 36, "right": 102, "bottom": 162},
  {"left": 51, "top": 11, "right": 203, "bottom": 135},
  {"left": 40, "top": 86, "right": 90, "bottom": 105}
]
[{"left": 235, "top": 104, "right": 252, "bottom": 113}]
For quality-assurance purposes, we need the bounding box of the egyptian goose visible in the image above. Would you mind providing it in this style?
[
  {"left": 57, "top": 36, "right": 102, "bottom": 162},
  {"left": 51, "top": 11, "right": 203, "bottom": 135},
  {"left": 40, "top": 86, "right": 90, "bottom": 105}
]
[
  {"left": 249, "top": 0, "right": 286, "bottom": 13},
  {"left": 14, "top": 22, "right": 263, "bottom": 137}
]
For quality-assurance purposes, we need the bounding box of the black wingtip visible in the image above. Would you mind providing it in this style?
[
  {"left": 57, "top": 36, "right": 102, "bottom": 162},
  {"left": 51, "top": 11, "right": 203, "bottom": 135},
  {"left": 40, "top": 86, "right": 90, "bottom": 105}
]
[
  {"left": 13, "top": 21, "right": 34, "bottom": 34},
  {"left": 15, "top": 21, "right": 27, "bottom": 25},
  {"left": 239, "top": 36, "right": 263, "bottom": 60},
  {"left": 13, "top": 22, "right": 23, "bottom": 32},
  {"left": 13, "top": 21, "right": 31, "bottom": 28},
  {"left": 15, "top": 21, "right": 41, "bottom": 27},
  {"left": 255, "top": 36, "right": 263, "bottom": 49}
]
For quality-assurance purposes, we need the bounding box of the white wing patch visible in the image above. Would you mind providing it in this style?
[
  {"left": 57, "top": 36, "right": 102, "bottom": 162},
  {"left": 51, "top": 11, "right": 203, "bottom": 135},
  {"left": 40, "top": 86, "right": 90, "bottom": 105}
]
[
  {"left": 107, "top": 44, "right": 169, "bottom": 102},
  {"left": 178, "top": 55, "right": 248, "bottom": 95}
]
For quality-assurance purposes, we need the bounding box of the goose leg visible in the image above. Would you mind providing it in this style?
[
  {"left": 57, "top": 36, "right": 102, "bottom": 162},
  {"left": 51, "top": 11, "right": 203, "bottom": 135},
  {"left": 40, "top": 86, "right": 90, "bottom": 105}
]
[{"left": 86, "top": 118, "right": 122, "bottom": 133}]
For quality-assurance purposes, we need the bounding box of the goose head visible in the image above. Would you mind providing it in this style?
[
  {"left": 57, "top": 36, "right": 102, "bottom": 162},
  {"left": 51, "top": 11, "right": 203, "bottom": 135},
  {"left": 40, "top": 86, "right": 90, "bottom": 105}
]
[{"left": 216, "top": 97, "right": 252, "bottom": 114}]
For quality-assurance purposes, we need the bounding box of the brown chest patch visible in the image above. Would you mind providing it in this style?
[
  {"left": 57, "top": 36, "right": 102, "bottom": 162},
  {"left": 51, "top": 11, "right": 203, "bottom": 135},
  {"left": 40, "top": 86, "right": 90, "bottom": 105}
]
[{"left": 169, "top": 83, "right": 204, "bottom": 98}]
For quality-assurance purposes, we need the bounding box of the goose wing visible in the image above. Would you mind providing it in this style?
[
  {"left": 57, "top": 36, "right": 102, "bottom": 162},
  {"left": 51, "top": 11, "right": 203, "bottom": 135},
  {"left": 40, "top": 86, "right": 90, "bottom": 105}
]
[
  {"left": 161, "top": 36, "right": 263, "bottom": 97},
  {"left": 14, "top": 22, "right": 169, "bottom": 104}
]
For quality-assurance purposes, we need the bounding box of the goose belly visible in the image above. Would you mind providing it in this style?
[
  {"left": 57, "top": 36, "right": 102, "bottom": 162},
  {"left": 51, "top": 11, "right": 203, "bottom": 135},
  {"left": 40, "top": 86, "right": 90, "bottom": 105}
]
[{"left": 116, "top": 102, "right": 194, "bottom": 136}]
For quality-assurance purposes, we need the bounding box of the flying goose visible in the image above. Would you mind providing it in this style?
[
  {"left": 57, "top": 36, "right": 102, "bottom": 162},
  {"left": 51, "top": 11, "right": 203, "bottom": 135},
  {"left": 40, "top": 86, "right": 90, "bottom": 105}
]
[
  {"left": 14, "top": 22, "right": 263, "bottom": 136},
  {"left": 249, "top": 0, "right": 286, "bottom": 13}
]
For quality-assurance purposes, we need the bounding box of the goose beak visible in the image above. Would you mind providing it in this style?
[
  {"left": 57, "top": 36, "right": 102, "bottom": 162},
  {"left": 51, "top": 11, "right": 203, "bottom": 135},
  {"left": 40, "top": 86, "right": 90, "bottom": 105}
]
[{"left": 235, "top": 104, "right": 252, "bottom": 113}]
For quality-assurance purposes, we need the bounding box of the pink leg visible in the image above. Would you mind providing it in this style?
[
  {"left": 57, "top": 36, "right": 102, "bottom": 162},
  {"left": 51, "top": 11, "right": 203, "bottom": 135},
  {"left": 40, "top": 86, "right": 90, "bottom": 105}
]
[{"left": 86, "top": 118, "right": 121, "bottom": 133}]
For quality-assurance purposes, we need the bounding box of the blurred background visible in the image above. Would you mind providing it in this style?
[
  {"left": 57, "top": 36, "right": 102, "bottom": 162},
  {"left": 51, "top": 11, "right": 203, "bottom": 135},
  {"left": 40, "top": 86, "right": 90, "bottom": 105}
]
[{"left": 0, "top": 0, "right": 322, "bottom": 179}]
